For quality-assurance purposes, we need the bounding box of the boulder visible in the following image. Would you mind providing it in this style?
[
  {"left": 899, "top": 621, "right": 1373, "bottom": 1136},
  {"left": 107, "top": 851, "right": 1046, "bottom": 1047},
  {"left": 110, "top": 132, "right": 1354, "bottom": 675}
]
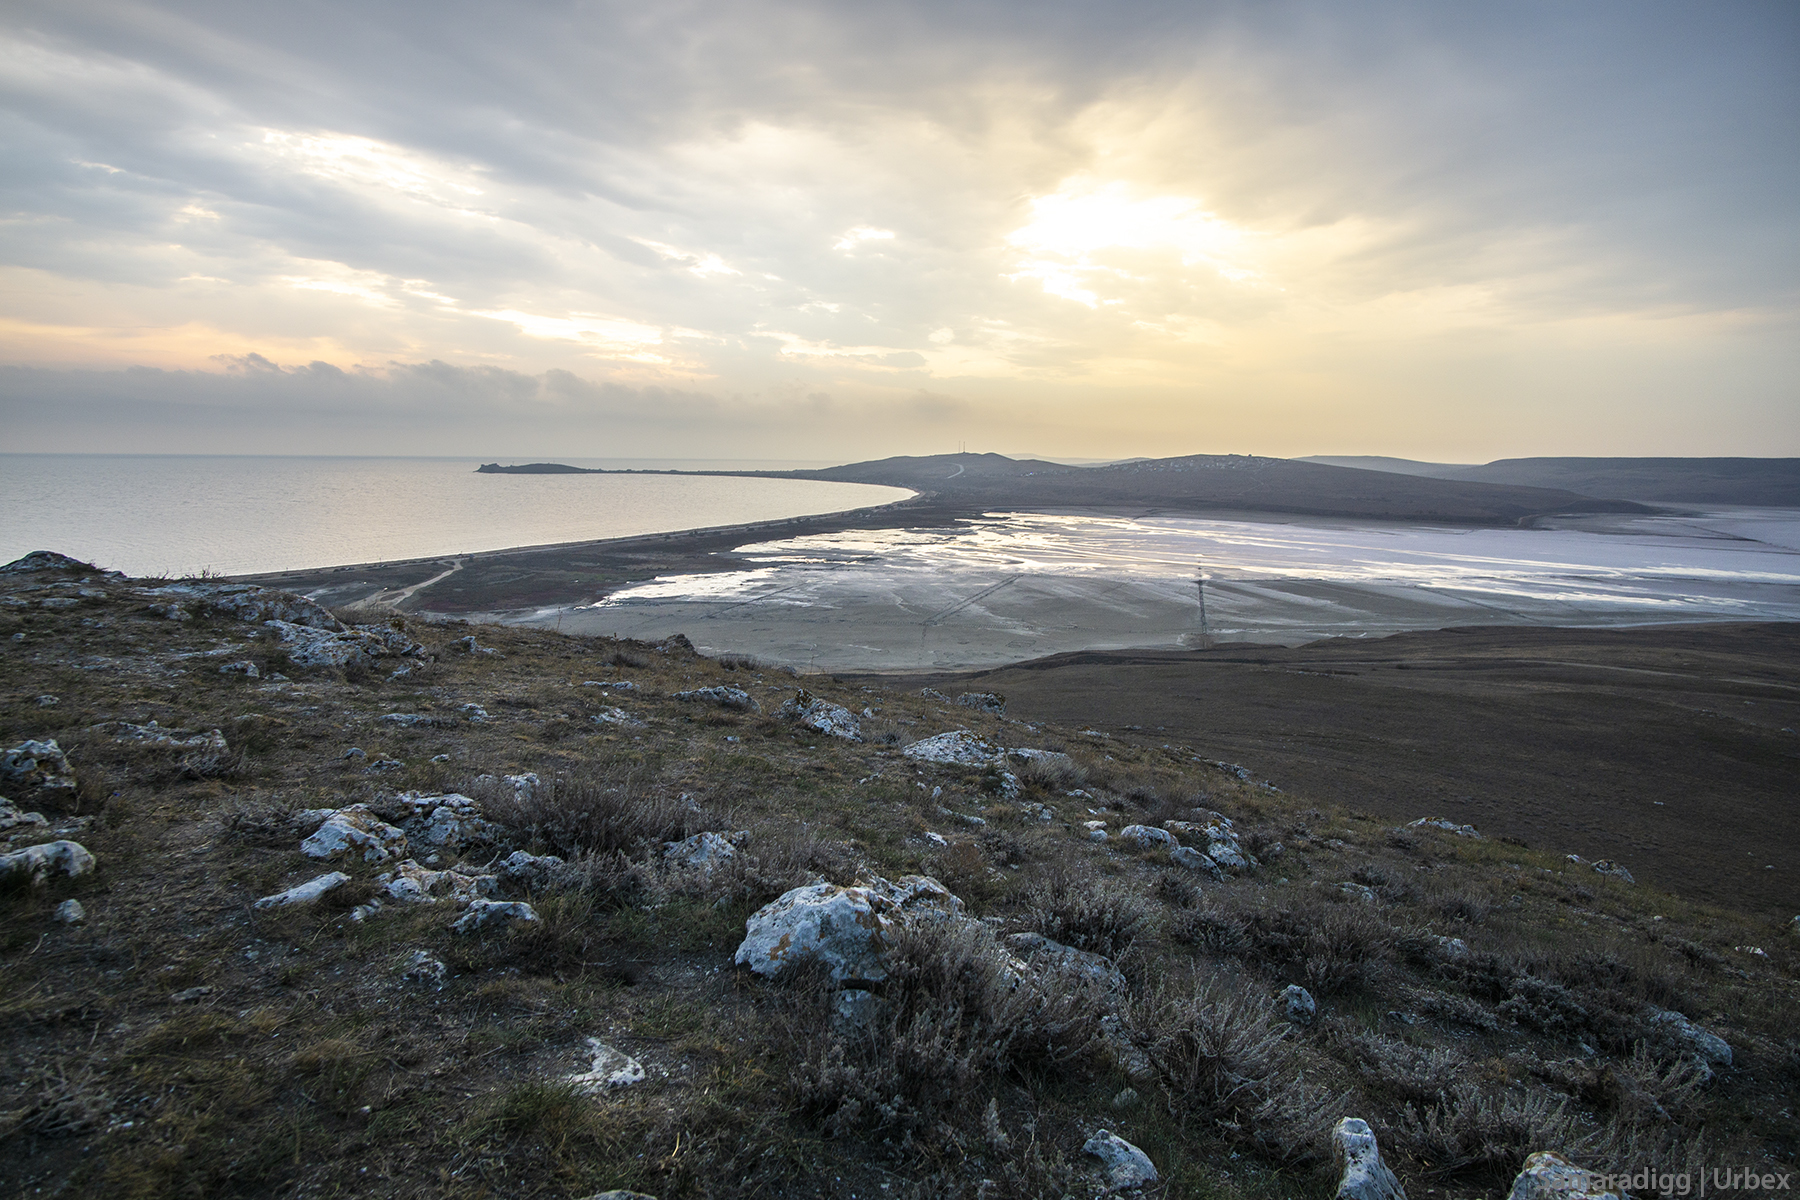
[
  {"left": 402, "top": 949, "right": 447, "bottom": 983},
  {"left": 736, "top": 882, "right": 896, "bottom": 983},
  {"left": 254, "top": 871, "right": 351, "bottom": 909},
  {"left": 0, "top": 840, "right": 95, "bottom": 884},
  {"left": 1004, "top": 932, "right": 1126, "bottom": 993},
  {"left": 141, "top": 581, "right": 341, "bottom": 629},
  {"left": 1170, "top": 845, "right": 1222, "bottom": 878},
  {"left": 1083, "top": 820, "right": 1109, "bottom": 842},
  {"left": 663, "top": 831, "right": 739, "bottom": 874},
  {"left": 300, "top": 805, "right": 409, "bottom": 863},
  {"left": 1650, "top": 1010, "right": 1732, "bottom": 1069},
  {"left": 54, "top": 898, "right": 85, "bottom": 924},
  {"left": 1283, "top": 984, "right": 1317, "bottom": 1026},
  {"left": 1333, "top": 1117, "right": 1406, "bottom": 1200},
  {"left": 1117, "top": 824, "right": 1177, "bottom": 850},
  {"left": 0, "top": 798, "right": 49, "bottom": 833},
  {"left": 777, "top": 690, "right": 862, "bottom": 740},
  {"left": 1505, "top": 1151, "right": 1621, "bottom": 1200},
  {"left": 955, "top": 692, "right": 1006, "bottom": 715},
  {"left": 496, "top": 850, "right": 566, "bottom": 889},
  {"left": 1082, "top": 1129, "right": 1158, "bottom": 1190},
  {"left": 672, "top": 686, "right": 758, "bottom": 711},
  {"left": 380, "top": 860, "right": 498, "bottom": 903},
  {"left": 1591, "top": 860, "right": 1634, "bottom": 883},
  {"left": 901, "top": 729, "right": 1000, "bottom": 767},
  {"left": 1, "top": 739, "right": 76, "bottom": 794},
  {"left": 567, "top": 1038, "right": 646, "bottom": 1092},
  {"left": 389, "top": 791, "right": 494, "bottom": 849},
  {"left": 451, "top": 899, "right": 540, "bottom": 933},
  {"left": 219, "top": 660, "right": 260, "bottom": 678}
]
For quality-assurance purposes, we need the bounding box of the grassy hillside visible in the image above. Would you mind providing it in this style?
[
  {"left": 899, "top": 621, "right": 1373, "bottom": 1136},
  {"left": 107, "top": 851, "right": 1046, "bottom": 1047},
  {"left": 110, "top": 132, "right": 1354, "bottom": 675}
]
[{"left": 2, "top": 554, "right": 1795, "bottom": 1199}]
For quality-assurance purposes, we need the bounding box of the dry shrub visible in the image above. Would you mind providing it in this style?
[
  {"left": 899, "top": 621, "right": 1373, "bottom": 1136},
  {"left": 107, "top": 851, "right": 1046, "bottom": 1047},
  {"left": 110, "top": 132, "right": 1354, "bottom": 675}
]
[
  {"left": 1389, "top": 1083, "right": 1593, "bottom": 1179},
  {"left": 1013, "top": 751, "right": 1086, "bottom": 791},
  {"left": 475, "top": 768, "right": 704, "bottom": 858},
  {"left": 787, "top": 918, "right": 1107, "bottom": 1144},
  {"left": 1209, "top": 892, "right": 1389, "bottom": 993},
  {"left": 1336, "top": 1028, "right": 1469, "bottom": 1104},
  {"left": 1127, "top": 979, "right": 1336, "bottom": 1162},
  {"left": 1014, "top": 866, "right": 1155, "bottom": 959},
  {"left": 715, "top": 652, "right": 760, "bottom": 671}
]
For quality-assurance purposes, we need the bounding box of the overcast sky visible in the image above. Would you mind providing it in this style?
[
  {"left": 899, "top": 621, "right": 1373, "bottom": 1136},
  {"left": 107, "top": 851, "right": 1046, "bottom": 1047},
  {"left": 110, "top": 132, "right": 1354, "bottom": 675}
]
[{"left": 2, "top": 0, "right": 1796, "bottom": 459}]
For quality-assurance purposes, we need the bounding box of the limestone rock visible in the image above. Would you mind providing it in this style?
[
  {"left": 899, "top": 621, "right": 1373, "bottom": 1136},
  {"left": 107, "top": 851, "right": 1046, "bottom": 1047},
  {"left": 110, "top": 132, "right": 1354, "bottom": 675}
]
[
  {"left": 142, "top": 581, "right": 341, "bottom": 629},
  {"left": 955, "top": 692, "right": 1006, "bottom": 715},
  {"left": 380, "top": 859, "right": 498, "bottom": 903},
  {"left": 496, "top": 850, "right": 566, "bottom": 889},
  {"left": 1505, "top": 1151, "right": 1622, "bottom": 1200},
  {"left": 865, "top": 873, "right": 965, "bottom": 918},
  {"left": 1409, "top": 817, "right": 1483, "bottom": 838},
  {"left": 1650, "top": 1010, "right": 1732, "bottom": 1069},
  {"left": 0, "top": 839, "right": 95, "bottom": 883},
  {"left": 255, "top": 871, "right": 351, "bottom": 909},
  {"left": 402, "top": 949, "right": 447, "bottom": 983},
  {"left": 2, "top": 551, "right": 106, "bottom": 575},
  {"left": 1004, "top": 932, "right": 1126, "bottom": 993},
  {"left": 389, "top": 791, "right": 494, "bottom": 849},
  {"left": 0, "top": 797, "right": 49, "bottom": 833},
  {"left": 1283, "top": 984, "right": 1317, "bottom": 1026},
  {"left": 1083, "top": 820, "right": 1109, "bottom": 842},
  {"left": 778, "top": 690, "right": 862, "bottom": 740},
  {"left": 567, "top": 1038, "right": 645, "bottom": 1091},
  {"left": 1117, "top": 824, "right": 1177, "bottom": 850},
  {"left": 300, "top": 805, "right": 409, "bottom": 863},
  {"left": 736, "top": 882, "right": 896, "bottom": 983},
  {"left": 1, "top": 739, "right": 76, "bottom": 794},
  {"left": 1591, "top": 860, "right": 1634, "bottom": 883},
  {"left": 451, "top": 899, "right": 540, "bottom": 933},
  {"left": 1170, "top": 845, "right": 1223, "bottom": 878},
  {"left": 663, "top": 831, "right": 739, "bottom": 874},
  {"left": 108, "top": 722, "right": 228, "bottom": 751},
  {"left": 219, "top": 660, "right": 260, "bottom": 677},
  {"left": 901, "top": 729, "right": 1000, "bottom": 767},
  {"left": 1333, "top": 1117, "right": 1406, "bottom": 1200},
  {"left": 54, "top": 898, "right": 85, "bottom": 924},
  {"left": 1082, "top": 1128, "right": 1158, "bottom": 1190},
  {"left": 672, "top": 685, "right": 758, "bottom": 711}
]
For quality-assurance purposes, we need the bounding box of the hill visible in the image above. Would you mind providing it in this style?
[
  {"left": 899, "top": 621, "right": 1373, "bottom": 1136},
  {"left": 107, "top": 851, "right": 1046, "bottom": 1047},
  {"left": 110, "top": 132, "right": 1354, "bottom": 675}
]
[
  {"left": 1302, "top": 456, "right": 1800, "bottom": 506},
  {"left": 2, "top": 551, "right": 1795, "bottom": 1198},
  {"left": 795, "top": 452, "right": 1648, "bottom": 523}
]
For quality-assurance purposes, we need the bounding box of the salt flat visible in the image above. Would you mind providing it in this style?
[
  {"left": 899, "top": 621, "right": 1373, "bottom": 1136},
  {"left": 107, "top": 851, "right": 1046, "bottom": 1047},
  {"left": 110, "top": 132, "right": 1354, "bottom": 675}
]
[{"left": 527, "top": 507, "right": 1800, "bottom": 670}]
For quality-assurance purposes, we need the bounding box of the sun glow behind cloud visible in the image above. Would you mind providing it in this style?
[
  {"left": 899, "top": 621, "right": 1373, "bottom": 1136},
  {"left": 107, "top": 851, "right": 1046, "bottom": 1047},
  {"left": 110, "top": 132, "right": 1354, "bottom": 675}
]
[{"left": 0, "top": 3, "right": 1793, "bottom": 458}]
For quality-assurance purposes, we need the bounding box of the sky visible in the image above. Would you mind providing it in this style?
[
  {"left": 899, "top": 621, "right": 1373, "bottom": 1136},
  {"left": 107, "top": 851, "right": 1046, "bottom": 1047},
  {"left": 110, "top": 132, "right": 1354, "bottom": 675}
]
[{"left": 2, "top": 0, "right": 1796, "bottom": 461}]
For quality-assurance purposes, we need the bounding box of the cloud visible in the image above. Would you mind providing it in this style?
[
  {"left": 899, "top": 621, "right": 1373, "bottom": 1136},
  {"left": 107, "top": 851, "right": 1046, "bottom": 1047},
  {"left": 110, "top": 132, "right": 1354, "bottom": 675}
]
[{"left": 0, "top": 0, "right": 1795, "bottom": 457}]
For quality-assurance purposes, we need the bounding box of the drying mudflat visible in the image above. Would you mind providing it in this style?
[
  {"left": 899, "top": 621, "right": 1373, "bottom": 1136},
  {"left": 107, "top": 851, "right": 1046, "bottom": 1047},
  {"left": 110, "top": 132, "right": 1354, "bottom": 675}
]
[{"left": 515, "top": 506, "right": 1800, "bottom": 672}]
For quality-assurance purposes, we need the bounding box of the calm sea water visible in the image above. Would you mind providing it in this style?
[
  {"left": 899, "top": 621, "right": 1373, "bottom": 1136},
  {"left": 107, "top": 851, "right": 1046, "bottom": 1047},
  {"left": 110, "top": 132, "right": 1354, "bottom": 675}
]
[{"left": 0, "top": 455, "right": 910, "bottom": 577}]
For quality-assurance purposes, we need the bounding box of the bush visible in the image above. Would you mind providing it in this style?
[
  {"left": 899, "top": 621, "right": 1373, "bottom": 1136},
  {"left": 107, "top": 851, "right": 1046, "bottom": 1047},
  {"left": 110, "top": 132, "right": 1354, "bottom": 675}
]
[
  {"left": 1127, "top": 980, "right": 1335, "bottom": 1162},
  {"left": 1014, "top": 867, "right": 1155, "bottom": 959},
  {"left": 1390, "top": 1083, "right": 1593, "bottom": 1179},
  {"left": 786, "top": 918, "right": 1106, "bottom": 1144},
  {"left": 475, "top": 768, "right": 703, "bottom": 859}
]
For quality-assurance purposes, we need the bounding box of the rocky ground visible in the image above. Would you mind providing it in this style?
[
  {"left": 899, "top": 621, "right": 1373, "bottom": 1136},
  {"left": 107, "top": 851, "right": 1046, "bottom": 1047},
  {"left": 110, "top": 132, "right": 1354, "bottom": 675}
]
[{"left": 1, "top": 551, "right": 1796, "bottom": 1199}]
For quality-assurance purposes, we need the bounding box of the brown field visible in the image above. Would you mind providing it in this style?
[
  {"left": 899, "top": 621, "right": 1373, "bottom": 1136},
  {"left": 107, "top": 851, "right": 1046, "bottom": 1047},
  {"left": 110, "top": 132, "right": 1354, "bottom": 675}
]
[{"left": 867, "top": 623, "right": 1800, "bottom": 918}]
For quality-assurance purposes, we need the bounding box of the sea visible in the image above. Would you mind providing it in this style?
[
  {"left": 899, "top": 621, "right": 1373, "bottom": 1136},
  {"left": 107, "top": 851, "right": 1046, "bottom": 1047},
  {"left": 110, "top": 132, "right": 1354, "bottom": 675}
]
[{"left": 0, "top": 455, "right": 909, "bottom": 577}]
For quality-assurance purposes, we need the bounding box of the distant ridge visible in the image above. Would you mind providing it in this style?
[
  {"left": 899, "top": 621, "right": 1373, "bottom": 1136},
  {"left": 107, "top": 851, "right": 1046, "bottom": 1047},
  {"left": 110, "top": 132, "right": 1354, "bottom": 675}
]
[
  {"left": 473, "top": 451, "right": 1650, "bottom": 524},
  {"left": 1301, "top": 456, "right": 1800, "bottom": 506}
]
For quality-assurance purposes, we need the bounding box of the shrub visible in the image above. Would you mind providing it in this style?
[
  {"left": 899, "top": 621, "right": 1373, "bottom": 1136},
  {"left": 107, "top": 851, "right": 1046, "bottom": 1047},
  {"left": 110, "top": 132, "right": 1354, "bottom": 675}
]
[
  {"left": 1014, "top": 867, "right": 1155, "bottom": 959},
  {"left": 1390, "top": 1083, "right": 1594, "bottom": 1179},
  {"left": 475, "top": 768, "right": 703, "bottom": 859},
  {"left": 1233, "top": 896, "right": 1396, "bottom": 995}
]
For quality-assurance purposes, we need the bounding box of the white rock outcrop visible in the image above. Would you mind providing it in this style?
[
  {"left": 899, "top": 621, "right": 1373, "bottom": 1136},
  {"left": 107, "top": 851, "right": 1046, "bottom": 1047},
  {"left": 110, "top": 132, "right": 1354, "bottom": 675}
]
[
  {"left": 1, "top": 739, "right": 76, "bottom": 794},
  {"left": 662, "top": 831, "right": 739, "bottom": 874},
  {"left": 1082, "top": 1129, "right": 1158, "bottom": 1190},
  {"left": 255, "top": 871, "right": 351, "bottom": 909},
  {"left": 1505, "top": 1151, "right": 1621, "bottom": 1200},
  {"left": 735, "top": 874, "right": 964, "bottom": 983},
  {"left": 108, "top": 722, "right": 228, "bottom": 751},
  {"left": 955, "top": 692, "right": 1006, "bottom": 715},
  {"left": 778, "top": 691, "right": 862, "bottom": 740},
  {"left": 300, "top": 805, "right": 409, "bottom": 863},
  {"left": 1408, "top": 817, "right": 1483, "bottom": 838},
  {"left": 672, "top": 685, "right": 758, "bottom": 711},
  {"left": 1170, "top": 845, "right": 1222, "bottom": 877},
  {"left": 0, "top": 798, "right": 49, "bottom": 833},
  {"left": 567, "top": 1038, "right": 645, "bottom": 1092},
  {"left": 901, "top": 729, "right": 1000, "bottom": 767},
  {"left": 1117, "top": 824, "right": 1177, "bottom": 850},
  {"left": 1283, "top": 984, "right": 1317, "bottom": 1026},
  {"left": 451, "top": 899, "right": 540, "bottom": 933},
  {"left": 1004, "top": 932, "right": 1126, "bottom": 993},
  {"left": 1650, "top": 1010, "right": 1732, "bottom": 1069},
  {"left": 1333, "top": 1117, "right": 1406, "bottom": 1200},
  {"left": 380, "top": 860, "right": 498, "bottom": 903},
  {"left": 0, "top": 839, "right": 95, "bottom": 883}
]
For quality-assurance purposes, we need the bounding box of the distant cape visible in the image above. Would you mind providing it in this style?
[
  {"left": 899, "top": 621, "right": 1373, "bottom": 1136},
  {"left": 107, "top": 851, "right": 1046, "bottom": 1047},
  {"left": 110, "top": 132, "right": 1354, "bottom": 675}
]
[{"left": 475, "top": 462, "right": 599, "bottom": 474}]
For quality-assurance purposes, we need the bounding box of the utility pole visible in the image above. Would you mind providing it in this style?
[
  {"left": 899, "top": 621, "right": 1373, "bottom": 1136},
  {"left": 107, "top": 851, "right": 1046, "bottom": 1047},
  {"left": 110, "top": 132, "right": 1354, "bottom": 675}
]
[{"left": 1195, "top": 561, "right": 1210, "bottom": 648}]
